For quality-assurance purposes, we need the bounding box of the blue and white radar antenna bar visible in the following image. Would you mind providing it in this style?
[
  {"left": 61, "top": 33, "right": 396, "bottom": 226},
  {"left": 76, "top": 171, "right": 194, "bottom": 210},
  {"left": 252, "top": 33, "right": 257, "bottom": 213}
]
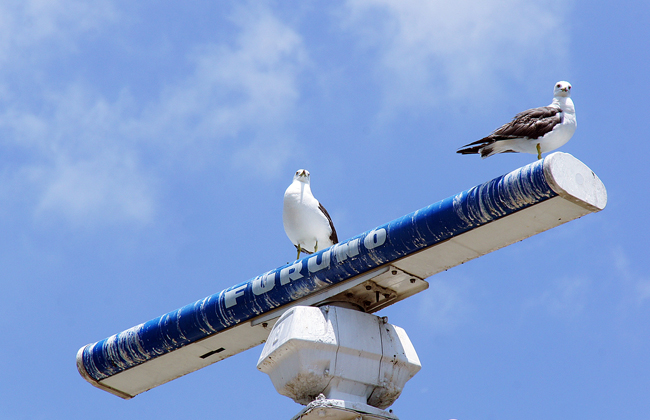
[{"left": 77, "top": 153, "right": 606, "bottom": 419}]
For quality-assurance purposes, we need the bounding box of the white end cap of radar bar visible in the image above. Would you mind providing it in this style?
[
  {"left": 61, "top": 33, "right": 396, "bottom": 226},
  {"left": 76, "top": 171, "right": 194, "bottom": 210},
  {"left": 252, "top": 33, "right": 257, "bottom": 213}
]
[{"left": 544, "top": 152, "right": 607, "bottom": 211}]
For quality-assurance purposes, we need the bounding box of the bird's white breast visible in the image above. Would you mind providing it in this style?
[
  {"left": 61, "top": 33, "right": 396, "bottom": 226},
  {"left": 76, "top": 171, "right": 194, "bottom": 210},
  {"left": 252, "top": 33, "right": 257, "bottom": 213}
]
[
  {"left": 540, "top": 98, "right": 576, "bottom": 153},
  {"left": 283, "top": 181, "right": 334, "bottom": 252}
]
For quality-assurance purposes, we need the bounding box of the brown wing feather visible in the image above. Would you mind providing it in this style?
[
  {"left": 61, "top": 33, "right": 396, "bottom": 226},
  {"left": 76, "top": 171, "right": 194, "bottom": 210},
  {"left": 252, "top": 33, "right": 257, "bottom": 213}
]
[
  {"left": 490, "top": 106, "right": 562, "bottom": 140},
  {"left": 457, "top": 105, "right": 562, "bottom": 155}
]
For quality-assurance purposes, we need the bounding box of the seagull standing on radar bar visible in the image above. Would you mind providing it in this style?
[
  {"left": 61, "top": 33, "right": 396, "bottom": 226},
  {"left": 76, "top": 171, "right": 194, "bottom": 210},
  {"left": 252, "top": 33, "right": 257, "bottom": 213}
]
[
  {"left": 283, "top": 169, "right": 339, "bottom": 261},
  {"left": 457, "top": 81, "right": 576, "bottom": 160}
]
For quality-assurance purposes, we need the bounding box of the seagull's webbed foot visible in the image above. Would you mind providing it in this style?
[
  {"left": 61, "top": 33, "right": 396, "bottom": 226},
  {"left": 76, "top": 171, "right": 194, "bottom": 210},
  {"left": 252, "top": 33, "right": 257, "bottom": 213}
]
[{"left": 536, "top": 143, "right": 542, "bottom": 160}]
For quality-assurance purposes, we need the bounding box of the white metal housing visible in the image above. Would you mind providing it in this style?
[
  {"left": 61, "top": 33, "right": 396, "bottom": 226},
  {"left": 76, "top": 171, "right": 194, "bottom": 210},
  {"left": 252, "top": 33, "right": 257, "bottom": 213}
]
[{"left": 257, "top": 305, "right": 420, "bottom": 409}]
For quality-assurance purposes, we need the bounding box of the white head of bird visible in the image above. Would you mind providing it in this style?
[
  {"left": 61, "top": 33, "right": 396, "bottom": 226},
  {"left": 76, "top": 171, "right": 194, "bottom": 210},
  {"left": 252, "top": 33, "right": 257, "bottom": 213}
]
[
  {"left": 294, "top": 169, "right": 310, "bottom": 184},
  {"left": 552, "top": 81, "right": 574, "bottom": 115},
  {"left": 553, "top": 81, "right": 572, "bottom": 98}
]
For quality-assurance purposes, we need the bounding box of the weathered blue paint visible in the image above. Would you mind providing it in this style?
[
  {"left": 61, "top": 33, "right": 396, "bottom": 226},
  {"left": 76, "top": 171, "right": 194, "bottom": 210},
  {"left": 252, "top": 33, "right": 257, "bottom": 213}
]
[{"left": 79, "top": 158, "right": 556, "bottom": 382}]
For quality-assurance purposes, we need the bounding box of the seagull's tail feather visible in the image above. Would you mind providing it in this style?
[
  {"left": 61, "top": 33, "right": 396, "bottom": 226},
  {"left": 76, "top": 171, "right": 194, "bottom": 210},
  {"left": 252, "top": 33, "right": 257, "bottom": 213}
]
[
  {"left": 457, "top": 138, "right": 495, "bottom": 158},
  {"left": 458, "top": 137, "right": 520, "bottom": 158}
]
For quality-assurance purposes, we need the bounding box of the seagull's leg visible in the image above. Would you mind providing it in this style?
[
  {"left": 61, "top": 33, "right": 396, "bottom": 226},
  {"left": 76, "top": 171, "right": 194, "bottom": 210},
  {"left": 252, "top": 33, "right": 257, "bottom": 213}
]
[
  {"left": 536, "top": 143, "right": 542, "bottom": 160},
  {"left": 314, "top": 240, "right": 319, "bottom": 253},
  {"left": 296, "top": 244, "right": 302, "bottom": 261}
]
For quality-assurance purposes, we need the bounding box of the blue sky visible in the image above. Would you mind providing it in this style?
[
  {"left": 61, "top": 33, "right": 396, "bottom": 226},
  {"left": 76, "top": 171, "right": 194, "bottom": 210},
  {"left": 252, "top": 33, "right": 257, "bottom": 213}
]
[{"left": 1, "top": 1, "right": 648, "bottom": 419}]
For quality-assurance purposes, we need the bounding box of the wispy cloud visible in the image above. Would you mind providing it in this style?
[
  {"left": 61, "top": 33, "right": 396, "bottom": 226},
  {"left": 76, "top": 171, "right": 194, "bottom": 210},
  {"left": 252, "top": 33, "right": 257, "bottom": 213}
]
[
  {"left": 35, "top": 155, "right": 155, "bottom": 227},
  {"left": 524, "top": 246, "right": 650, "bottom": 319},
  {"left": 0, "top": 0, "right": 117, "bottom": 66},
  {"left": 137, "top": 4, "right": 308, "bottom": 171},
  {"left": 342, "top": 0, "right": 571, "bottom": 109},
  {"left": 524, "top": 276, "right": 592, "bottom": 318},
  {"left": 612, "top": 245, "right": 650, "bottom": 307},
  {"left": 417, "top": 277, "right": 473, "bottom": 333},
  {"left": 0, "top": 2, "right": 307, "bottom": 227},
  {"left": 0, "top": 83, "right": 153, "bottom": 227}
]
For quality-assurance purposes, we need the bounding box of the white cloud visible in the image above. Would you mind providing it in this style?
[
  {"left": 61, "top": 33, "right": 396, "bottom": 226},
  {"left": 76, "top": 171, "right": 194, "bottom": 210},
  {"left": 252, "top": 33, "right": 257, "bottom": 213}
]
[
  {"left": 35, "top": 155, "right": 155, "bottom": 227},
  {"left": 0, "top": 3, "right": 307, "bottom": 227},
  {"left": 522, "top": 247, "right": 650, "bottom": 318},
  {"left": 342, "top": 0, "right": 571, "bottom": 109},
  {"left": 417, "top": 277, "right": 473, "bottom": 333},
  {"left": 0, "top": 83, "right": 150, "bottom": 226},
  {"left": 524, "top": 276, "right": 591, "bottom": 318},
  {"left": 612, "top": 246, "right": 650, "bottom": 307},
  {"left": 139, "top": 5, "right": 307, "bottom": 162},
  {"left": 231, "top": 135, "right": 297, "bottom": 177},
  {"left": 0, "top": 0, "right": 117, "bottom": 65}
]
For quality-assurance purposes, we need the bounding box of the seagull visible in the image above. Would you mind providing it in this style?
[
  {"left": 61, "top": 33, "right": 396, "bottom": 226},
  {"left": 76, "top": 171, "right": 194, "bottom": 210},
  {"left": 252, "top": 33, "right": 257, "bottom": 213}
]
[
  {"left": 457, "top": 81, "right": 577, "bottom": 160},
  {"left": 283, "top": 169, "right": 339, "bottom": 261}
]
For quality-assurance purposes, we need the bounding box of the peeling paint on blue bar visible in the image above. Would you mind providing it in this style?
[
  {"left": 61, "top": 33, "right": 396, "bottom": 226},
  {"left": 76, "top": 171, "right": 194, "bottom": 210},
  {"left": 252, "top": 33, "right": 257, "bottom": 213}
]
[{"left": 79, "top": 158, "right": 556, "bottom": 382}]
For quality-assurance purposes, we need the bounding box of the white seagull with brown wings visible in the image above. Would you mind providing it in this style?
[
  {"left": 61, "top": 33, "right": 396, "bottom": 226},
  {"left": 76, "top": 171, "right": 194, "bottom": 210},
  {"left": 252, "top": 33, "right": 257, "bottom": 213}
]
[
  {"left": 283, "top": 169, "right": 338, "bottom": 261},
  {"left": 458, "top": 81, "right": 576, "bottom": 160}
]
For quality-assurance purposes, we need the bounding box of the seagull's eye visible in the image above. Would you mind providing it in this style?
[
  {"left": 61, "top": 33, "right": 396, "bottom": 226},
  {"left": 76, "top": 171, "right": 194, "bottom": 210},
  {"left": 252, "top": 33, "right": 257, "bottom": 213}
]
[{"left": 556, "top": 84, "right": 561, "bottom": 88}]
